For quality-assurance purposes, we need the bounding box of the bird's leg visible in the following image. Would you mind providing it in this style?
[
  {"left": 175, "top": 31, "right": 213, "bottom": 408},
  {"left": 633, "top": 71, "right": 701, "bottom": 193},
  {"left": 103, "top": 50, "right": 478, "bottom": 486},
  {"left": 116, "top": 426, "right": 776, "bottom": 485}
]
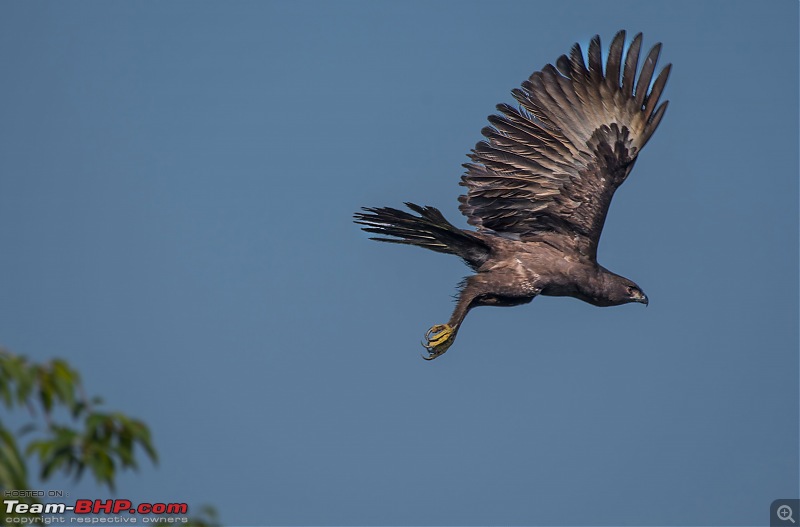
[{"left": 421, "top": 276, "right": 484, "bottom": 360}]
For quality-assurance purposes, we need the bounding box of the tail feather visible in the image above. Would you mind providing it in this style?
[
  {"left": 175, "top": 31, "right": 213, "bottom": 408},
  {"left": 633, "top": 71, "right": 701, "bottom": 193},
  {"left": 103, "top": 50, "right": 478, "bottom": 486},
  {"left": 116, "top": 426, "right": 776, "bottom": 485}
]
[{"left": 354, "top": 202, "right": 491, "bottom": 269}]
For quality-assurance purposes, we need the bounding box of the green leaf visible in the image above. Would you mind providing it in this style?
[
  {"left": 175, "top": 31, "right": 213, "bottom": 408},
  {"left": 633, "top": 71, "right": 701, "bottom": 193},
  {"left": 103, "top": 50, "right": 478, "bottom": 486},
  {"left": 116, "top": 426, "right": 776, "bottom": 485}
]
[{"left": 0, "top": 424, "right": 29, "bottom": 490}]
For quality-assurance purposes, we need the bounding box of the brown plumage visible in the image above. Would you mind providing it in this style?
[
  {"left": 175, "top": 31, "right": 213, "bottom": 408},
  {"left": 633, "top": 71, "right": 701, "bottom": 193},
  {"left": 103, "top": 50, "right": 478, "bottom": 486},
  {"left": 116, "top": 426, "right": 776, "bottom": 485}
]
[{"left": 354, "top": 31, "right": 670, "bottom": 359}]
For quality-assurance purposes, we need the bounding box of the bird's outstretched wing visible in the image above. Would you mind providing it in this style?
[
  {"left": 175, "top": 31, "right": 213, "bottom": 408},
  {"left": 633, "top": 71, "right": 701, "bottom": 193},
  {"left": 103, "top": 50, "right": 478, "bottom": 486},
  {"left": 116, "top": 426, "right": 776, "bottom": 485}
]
[{"left": 459, "top": 31, "right": 670, "bottom": 260}]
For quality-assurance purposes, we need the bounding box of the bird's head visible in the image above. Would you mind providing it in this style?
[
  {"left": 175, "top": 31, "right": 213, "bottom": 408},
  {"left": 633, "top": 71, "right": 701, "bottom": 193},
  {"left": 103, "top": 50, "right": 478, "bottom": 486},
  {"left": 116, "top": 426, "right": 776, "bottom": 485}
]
[
  {"left": 623, "top": 281, "right": 649, "bottom": 306},
  {"left": 598, "top": 272, "right": 649, "bottom": 307}
]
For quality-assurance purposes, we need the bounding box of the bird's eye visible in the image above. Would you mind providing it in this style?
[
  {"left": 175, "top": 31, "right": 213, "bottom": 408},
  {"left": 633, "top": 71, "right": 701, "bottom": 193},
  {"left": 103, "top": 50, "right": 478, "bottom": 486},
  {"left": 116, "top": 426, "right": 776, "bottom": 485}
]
[{"left": 627, "top": 286, "right": 636, "bottom": 295}]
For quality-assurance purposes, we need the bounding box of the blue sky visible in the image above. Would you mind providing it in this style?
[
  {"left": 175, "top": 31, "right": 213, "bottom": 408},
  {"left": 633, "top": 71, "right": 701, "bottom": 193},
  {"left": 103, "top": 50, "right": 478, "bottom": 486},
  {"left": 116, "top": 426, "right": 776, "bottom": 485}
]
[{"left": 0, "top": 1, "right": 797, "bottom": 525}]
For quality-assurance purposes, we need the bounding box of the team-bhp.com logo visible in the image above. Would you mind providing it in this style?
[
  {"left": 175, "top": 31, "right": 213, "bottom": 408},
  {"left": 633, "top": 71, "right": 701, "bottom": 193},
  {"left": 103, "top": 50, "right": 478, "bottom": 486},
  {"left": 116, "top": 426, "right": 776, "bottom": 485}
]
[{"left": 4, "top": 498, "right": 189, "bottom": 524}]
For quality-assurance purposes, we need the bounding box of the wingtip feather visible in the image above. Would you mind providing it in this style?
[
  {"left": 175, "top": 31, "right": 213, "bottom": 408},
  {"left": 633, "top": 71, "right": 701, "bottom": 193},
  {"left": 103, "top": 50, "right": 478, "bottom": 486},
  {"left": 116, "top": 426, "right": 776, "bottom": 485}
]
[
  {"left": 635, "top": 43, "right": 662, "bottom": 107},
  {"left": 622, "top": 33, "right": 643, "bottom": 97},
  {"left": 605, "top": 30, "right": 626, "bottom": 88}
]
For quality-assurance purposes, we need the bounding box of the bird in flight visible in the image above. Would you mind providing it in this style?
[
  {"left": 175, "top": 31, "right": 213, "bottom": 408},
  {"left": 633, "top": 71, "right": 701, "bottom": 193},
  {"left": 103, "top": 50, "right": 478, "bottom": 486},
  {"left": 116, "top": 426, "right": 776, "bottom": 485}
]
[{"left": 355, "top": 31, "right": 671, "bottom": 360}]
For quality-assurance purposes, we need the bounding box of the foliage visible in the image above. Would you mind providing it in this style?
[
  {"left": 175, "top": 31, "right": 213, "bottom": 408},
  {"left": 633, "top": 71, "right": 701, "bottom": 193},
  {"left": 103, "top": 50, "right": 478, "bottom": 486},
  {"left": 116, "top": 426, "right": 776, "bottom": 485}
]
[
  {"left": 0, "top": 349, "right": 157, "bottom": 492},
  {"left": 0, "top": 348, "right": 218, "bottom": 527}
]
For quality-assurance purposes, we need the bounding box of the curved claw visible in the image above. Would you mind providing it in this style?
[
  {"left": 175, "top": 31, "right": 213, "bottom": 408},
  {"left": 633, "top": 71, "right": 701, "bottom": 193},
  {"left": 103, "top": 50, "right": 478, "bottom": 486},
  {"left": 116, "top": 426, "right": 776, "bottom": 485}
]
[{"left": 421, "top": 323, "right": 456, "bottom": 360}]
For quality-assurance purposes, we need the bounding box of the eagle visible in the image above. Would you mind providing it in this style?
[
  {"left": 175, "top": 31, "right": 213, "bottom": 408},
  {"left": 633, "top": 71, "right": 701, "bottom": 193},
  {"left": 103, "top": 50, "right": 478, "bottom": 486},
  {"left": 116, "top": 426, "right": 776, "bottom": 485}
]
[{"left": 354, "top": 31, "right": 670, "bottom": 360}]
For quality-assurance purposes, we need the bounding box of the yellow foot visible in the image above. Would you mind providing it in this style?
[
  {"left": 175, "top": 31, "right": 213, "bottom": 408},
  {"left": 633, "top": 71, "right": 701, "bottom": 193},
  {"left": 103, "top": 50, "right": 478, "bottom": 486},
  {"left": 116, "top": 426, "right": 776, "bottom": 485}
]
[{"left": 421, "top": 323, "right": 456, "bottom": 360}]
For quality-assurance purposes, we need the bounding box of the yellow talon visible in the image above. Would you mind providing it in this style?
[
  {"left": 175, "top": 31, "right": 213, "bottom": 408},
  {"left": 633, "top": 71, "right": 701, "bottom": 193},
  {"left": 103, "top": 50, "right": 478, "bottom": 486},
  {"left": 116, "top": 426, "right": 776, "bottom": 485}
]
[
  {"left": 421, "top": 323, "right": 457, "bottom": 360},
  {"left": 425, "top": 324, "right": 449, "bottom": 340},
  {"left": 428, "top": 332, "right": 451, "bottom": 346}
]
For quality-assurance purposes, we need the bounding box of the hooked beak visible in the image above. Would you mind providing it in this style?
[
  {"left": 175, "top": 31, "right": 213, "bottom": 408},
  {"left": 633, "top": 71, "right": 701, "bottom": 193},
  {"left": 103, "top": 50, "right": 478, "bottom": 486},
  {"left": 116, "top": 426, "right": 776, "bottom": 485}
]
[{"left": 639, "top": 293, "right": 649, "bottom": 307}]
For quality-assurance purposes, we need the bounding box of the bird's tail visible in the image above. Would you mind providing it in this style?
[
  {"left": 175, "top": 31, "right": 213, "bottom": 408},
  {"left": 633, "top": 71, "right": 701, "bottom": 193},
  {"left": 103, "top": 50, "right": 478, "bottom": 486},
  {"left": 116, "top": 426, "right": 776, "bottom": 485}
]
[{"left": 354, "top": 202, "right": 491, "bottom": 269}]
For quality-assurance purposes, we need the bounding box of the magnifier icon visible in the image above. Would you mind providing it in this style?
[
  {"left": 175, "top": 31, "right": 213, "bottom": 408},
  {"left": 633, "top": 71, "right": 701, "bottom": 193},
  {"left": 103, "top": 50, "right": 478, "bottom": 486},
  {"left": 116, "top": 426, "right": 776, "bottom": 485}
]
[{"left": 778, "top": 505, "right": 796, "bottom": 524}]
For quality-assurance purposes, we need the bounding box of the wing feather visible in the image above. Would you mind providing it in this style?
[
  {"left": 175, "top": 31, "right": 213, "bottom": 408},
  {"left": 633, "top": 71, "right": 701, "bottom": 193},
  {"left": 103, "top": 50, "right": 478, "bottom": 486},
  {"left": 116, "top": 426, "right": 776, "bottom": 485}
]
[
  {"left": 644, "top": 64, "right": 672, "bottom": 118},
  {"left": 635, "top": 43, "right": 662, "bottom": 108},
  {"left": 459, "top": 31, "right": 670, "bottom": 259},
  {"left": 646, "top": 101, "right": 669, "bottom": 139},
  {"left": 605, "top": 31, "right": 625, "bottom": 90},
  {"left": 622, "top": 33, "right": 643, "bottom": 97}
]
